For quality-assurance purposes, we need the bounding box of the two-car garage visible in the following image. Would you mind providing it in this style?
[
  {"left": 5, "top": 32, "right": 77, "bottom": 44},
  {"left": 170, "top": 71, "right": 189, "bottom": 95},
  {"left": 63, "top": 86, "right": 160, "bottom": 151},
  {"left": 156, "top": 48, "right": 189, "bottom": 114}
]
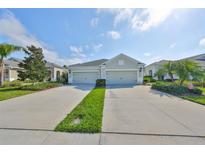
[{"left": 72, "top": 71, "right": 138, "bottom": 85}]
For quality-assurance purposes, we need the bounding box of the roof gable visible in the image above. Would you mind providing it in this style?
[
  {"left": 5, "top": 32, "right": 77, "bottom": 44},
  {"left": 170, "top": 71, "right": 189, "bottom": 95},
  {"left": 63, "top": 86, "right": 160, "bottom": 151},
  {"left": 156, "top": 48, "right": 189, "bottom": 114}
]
[{"left": 104, "top": 53, "right": 145, "bottom": 65}]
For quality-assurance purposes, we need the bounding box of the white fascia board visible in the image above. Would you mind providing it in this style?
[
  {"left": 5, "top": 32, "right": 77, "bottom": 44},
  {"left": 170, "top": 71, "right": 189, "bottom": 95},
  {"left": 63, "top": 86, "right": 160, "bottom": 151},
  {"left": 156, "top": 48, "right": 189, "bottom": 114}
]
[
  {"left": 106, "top": 69, "right": 139, "bottom": 71},
  {"left": 72, "top": 70, "right": 100, "bottom": 73}
]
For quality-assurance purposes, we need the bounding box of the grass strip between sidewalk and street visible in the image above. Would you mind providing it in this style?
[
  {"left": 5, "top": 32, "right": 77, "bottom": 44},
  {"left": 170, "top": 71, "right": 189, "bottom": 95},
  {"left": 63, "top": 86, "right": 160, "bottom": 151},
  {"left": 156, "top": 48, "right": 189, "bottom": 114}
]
[{"left": 55, "top": 87, "right": 105, "bottom": 133}]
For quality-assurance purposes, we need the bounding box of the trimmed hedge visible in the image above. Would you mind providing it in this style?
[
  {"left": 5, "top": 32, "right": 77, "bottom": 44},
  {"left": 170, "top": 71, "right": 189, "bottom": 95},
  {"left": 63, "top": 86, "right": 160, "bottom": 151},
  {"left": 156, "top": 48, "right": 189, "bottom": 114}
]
[
  {"left": 151, "top": 83, "right": 202, "bottom": 95},
  {"left": 96, "top": 79, "right": 106, "bottom": 87},
  {"left": 19, "top": 82, "right": 62, "bottom": 91},
  {"left": 2, "top": 80, "right": 23, "bottom": 88},
  {"left": 143, "top": 76, "right": 156, "bottom": 83}
]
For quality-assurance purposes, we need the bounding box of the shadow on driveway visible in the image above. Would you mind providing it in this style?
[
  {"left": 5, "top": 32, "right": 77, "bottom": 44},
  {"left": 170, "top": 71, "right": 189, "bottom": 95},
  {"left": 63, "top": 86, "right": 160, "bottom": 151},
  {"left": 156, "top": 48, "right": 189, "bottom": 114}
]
[
  {"left": 106, "top": 84, "right": 137, "bottom": 89},
  {"left": 149, "top": 88, "right": 175, "bottom": 98},
  {"left": 69, "top": 84, "right": 95, "bottom": 91}
]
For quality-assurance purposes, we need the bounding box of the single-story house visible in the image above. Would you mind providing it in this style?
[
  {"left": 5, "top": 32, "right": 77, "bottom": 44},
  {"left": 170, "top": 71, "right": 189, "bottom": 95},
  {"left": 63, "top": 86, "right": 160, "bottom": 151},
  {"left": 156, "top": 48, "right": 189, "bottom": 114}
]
[
  {"left": 3, "top": 57, "right": 67, "bottom": 82},
  {"left": 145, "top": 53, "right": 205, "bottom": 80},
  {"left": 68, "top": 53, "right": 145, "bottom": 85}
]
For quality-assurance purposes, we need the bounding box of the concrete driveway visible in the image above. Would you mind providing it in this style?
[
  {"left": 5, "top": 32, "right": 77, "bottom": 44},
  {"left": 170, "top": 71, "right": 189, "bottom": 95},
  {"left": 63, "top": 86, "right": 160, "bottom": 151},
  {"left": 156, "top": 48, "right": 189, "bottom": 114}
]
[
  {"left": 0, "top": 85, "right": 93, "bottom": 130},
  {"left": 102, "top": 85, "right": 205, "bottom": 144}
]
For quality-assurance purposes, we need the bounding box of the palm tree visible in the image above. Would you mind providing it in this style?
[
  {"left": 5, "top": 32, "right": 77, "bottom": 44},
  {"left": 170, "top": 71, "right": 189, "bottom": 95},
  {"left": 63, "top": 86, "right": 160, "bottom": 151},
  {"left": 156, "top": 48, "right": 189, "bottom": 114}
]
[
  {"left": 163, "top": 61, "right": 176, "bottom": 82},
  {"left": 174, "top": 60, "right": 203, "bottom": 86},
  {"left": 0, "top": 43, "right": 23, "bottom": 86}
]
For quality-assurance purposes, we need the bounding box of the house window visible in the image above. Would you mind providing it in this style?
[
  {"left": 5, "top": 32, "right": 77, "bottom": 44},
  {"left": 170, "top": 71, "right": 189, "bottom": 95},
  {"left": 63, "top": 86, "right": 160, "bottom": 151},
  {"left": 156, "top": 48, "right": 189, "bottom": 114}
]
[
  {"left": 149, "top": 70, "right": 153, "bottom": 76},
  {"left": 118, "top": 60, "right": 124, "bottom": 65}
]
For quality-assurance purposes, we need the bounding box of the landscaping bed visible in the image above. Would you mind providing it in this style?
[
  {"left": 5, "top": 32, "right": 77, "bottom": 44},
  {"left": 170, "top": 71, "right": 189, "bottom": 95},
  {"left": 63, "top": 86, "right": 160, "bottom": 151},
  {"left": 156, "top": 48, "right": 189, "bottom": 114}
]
[
  {"left": 0, "top": 82, "right": 62, "bottom": 101},
  {"left": 55, "top": 87, "right": 105, "bottom": 133},
  {"left": 151, "top": 81, "right": 205, "bottom": 105}
]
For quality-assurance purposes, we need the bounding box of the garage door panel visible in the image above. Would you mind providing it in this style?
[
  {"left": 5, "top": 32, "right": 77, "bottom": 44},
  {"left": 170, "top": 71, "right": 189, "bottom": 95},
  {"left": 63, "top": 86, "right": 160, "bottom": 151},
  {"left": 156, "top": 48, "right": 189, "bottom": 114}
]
[
  {"left": 106, "top": 71, "right": 137, "bottom": 85},
  {"left": 73, "top": 72, "right": 99, "bottom": 84}
]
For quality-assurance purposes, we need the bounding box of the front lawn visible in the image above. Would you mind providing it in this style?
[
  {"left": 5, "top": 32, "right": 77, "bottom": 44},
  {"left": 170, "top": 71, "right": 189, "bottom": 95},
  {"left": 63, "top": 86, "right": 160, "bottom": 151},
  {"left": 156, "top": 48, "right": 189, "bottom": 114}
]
[
  {"left": 198, "top": 87, "right": 205, "bottom": 95},
  {"left": 0, "top": 87, "right": 34, "bottom": 101},
  {"left": 55, "top": 87, "right": 105, "bottom": 133},
  {"left": 0, "top": 82, "right": 62, "bottom": 101},
  {"left": 182, "top": 95, "right": 205, "bottom": 105}
]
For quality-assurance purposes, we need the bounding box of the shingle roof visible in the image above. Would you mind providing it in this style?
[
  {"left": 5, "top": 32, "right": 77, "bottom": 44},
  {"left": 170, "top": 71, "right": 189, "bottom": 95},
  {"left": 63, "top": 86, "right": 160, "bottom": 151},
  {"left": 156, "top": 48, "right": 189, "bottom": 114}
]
[
  {"left": 4, "top": 59, "right": 21, "bottom": 68},
  {"left": 145, "top": 60, "right": 170, "bottom": 68},
  {"left": 45, "top": 61, "right": 64, "bottom": 69},
  {"left": 4, "top": 57, "right": 64, "bottom": 69},
  {"left": 145, "top": 53, "right": 205, "bottom": 68},
  {"left": 182, "top": 53, "right": 205, "bottom": 61},
  {"left": 69, "top": 59, "right": 108, "bottom": 67}
]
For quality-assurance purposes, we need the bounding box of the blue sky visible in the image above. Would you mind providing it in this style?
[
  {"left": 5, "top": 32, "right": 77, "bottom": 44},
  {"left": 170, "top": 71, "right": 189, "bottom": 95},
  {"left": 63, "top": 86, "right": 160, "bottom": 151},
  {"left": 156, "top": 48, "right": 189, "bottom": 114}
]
[{"left": 0, "top": 8, "right": 205, "bottom": 66}]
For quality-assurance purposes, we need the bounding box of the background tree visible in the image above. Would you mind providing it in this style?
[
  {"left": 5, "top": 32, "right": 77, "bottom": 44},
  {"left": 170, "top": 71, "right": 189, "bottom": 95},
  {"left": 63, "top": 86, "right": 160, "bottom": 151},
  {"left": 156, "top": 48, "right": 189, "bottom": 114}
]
[
  {"left": 0, "top": 43, "right": 22, "bottom": 86},
  {"left": 18, "top": 45, "right": 48, "bottom": 82},
  {"left": 154, "top": 68, "right": 165, "bottom": 80},
  {"left": 174, "top": 60, "right": 202, "bottom": 86}
]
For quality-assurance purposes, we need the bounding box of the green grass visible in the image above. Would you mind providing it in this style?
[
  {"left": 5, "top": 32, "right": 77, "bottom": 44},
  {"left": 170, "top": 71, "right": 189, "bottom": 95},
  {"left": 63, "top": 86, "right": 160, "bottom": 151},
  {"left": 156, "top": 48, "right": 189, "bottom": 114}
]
[
  {"left": 0, "top": 87, "right": 34, "bottom": 101},
  {"left": 55, "top": 87, "right": 106, "bottom": 133},
  {"left": 0, "top": 82, "right": 62, "bottom": 101},
  {"left": 182, "top": 95, "right": 205, "bottom": 105},
  {"left": 198, "top": 87, "right": 205, "bottom": 95}
]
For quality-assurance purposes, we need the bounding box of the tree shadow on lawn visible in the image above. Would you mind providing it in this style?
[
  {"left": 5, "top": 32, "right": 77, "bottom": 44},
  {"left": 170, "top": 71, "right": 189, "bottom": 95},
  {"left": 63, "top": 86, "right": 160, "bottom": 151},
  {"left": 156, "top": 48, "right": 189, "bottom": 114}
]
[{"left": 0, "top": 87, "right": 21, "bottom": 92}]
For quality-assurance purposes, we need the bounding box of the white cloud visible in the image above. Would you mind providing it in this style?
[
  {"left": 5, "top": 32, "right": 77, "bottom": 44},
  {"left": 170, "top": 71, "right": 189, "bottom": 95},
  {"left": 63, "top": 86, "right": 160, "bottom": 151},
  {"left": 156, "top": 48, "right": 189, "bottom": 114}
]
[
  {"left": 107, "top": 31, "right": 121, "bottom": 40},
  {"left": 92, "top": 43, "right": 103, "bottom": 52},
  {"left": 0, "top": 10, "right": 84, "bottom": 65},
  {"left": 69, "top": 46, "right": 86, "bottom": 58},
  {"left": 169, "top": 43, "right": 176, "bottom": 48},
  {"left": 97, "top": 8, "right": 173, "bottom": 32},
  {"left": 97, "top": 9, "right": 134, "bottom": 27},
  {"left": 90, "top": 17, "right": 99, "bottom": 27},
  {"left": 199, "top": 38, "right": 205, "bottom": 47},
  {"left": 143, "top": 52, "right": 151, "bottom": 57},
  {"left": 131, "top": 9, "right": 173, "bottom": 31}
]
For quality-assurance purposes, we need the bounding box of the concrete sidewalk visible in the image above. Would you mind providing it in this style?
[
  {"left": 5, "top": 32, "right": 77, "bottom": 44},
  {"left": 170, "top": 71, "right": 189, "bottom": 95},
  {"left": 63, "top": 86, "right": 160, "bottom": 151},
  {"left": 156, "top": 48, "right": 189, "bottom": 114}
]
[
  {"left": 0, "top": 85, "right": 93, "bottom": 130},
  {"left": 0, "top": 129, "right": 205, "bottom": 145}
]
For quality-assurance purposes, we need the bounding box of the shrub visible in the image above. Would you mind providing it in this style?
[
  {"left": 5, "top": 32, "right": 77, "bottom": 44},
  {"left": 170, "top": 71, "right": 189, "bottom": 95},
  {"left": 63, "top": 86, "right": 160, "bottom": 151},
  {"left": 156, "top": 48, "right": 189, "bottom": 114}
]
[
  {"left": 189, "top": 88, "right": 202, "bottom": 95},
  {"left": 151, "top": 82, "right": 202, "bottom": 96},
  {"left": 96, "top": 79, "right": 106, "bottom": 87},
  {"left": 19, "top": 82, "right": 62, "bottom": 91},
  {"left": 57, "top": 72, "right": 68, "bottom": 84},
  {"left": 2, "top": 80, "right": 23, "bottom": 87},
  {"left": 143, "top": 76, "right": 156, "bottom": 83}
]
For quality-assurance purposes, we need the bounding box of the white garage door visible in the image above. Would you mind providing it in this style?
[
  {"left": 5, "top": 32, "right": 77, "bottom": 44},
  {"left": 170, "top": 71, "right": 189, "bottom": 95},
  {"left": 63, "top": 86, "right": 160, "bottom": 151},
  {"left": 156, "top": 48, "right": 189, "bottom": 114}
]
[
  {"left": 106, "top": 71, "right": 137, "bottom": 85},
  {"left": 73, "top": 72, "right": 99, "bottom": 84}
]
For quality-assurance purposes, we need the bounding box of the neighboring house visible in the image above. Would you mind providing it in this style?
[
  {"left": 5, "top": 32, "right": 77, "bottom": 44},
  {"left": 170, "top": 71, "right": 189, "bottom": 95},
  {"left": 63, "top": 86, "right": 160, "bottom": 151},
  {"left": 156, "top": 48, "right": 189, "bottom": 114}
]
[
  {"left": 145, "top": 60, "right": 169, "bottom": 79},
  {"left": 3, "top": 58, "right": 23, "bottom": 81},
  {"left": 182, "top": 53, "right": 205, "bottom": 70},
  {"left": 3, "top": 57, "right": 67, "bottom": 82},
  {"left": 68, "top": 53, "right": 145, "bottom": 85},
  {"left": 145, "top": 53, "right": 205, "bottom": 80},
  {"left": 46, "top": 62, "right": 67, "bottom": 81}
]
